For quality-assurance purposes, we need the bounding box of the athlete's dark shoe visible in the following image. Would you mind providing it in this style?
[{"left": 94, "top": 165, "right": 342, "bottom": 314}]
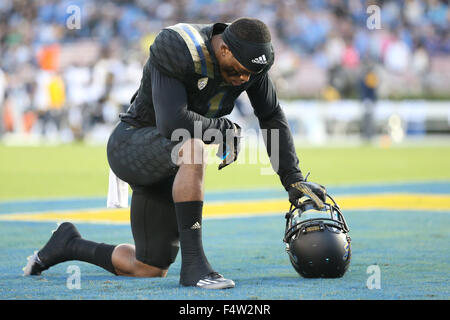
[
  {"left": 182, "top": 271, "right": 235, "bottom": 289},
  {"left": 23, "top": 222, "right": 81, "bottom": 276}
]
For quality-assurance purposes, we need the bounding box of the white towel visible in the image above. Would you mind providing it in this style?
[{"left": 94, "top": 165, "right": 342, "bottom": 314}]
[{"left": 107, "top": 169, "right": 129, "bottom": 208}]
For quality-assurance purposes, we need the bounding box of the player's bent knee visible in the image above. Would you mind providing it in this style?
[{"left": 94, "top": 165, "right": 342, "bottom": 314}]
[
  {"left": 133, "top": 259, "right": 168, "bottom": 278},
  {"left": 178, "top": 138, "right": 207, "bottom": 166},
  {"left": 112, "top": 244, "right": 167, "bottom": 278}
]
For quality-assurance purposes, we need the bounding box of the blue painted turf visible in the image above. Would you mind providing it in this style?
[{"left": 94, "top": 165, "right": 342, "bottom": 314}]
[
  {"left": 0, "top": 209, "right": 449, "bottom": 299},
  {"left": 0, "top": 181, "right": 449, "bottom": 300}
]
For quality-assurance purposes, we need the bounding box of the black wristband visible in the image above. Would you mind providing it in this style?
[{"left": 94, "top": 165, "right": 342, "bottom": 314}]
[{"left": 283, "top": 172, "right": 305, "bottom": 191}]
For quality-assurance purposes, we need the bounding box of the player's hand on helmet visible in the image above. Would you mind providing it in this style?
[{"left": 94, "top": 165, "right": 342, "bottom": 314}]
[
  {"left": 216, "top": 122, "right": 242, "bottom": 170},
  {"left": 288, "top": 181, "right": 327, "bottom": 209}
]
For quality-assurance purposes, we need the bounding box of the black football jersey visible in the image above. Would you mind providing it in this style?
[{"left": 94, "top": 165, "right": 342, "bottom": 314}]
[
  {"left": 119, "top": 22, "right": 304, "bottom": 190},
  {"left": 120, "top": 23, "right": 273, "bottom": 126}
]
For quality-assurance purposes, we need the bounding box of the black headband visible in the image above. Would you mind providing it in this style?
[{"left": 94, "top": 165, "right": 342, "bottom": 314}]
[{"left": 222, "top": 27, "right": 273, "bottom": 74}]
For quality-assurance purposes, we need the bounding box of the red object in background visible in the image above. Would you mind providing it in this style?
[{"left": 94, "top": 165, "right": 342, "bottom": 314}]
[
  {"left": 3, "top": 103, "right": 14, "bottom": 132},
  {"left": 37, "top": 44, "right": 61, "bottom": 71},
  {"left": 23, "top": 111, "right": 37, "bottom": 134},
  {"left": 342, "top": 46, "right": 360, "bottom": 69},
  {"left": 2, "top": 105, "right": 37, "bottom": 134}
]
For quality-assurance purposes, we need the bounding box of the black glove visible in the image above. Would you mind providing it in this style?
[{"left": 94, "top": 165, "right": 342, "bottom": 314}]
[
  {"left": 216, "top": 123, "right": 242, "bottom": 170},
  {"left": 288, "top": 181, "right": 327, "bottom": 209}
]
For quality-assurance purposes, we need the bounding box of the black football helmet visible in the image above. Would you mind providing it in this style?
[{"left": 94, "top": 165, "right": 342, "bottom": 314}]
[{"left": 283, "top": 194, "right": 351, "bottom": 278}]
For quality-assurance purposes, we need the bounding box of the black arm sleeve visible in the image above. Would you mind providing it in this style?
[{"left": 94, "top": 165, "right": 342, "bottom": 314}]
[
  {"left": 246, "top": 73, "right": 304, "bottom": 190},
  {"left": 150, "top": 63, "right": 234, "bottom": 144}
]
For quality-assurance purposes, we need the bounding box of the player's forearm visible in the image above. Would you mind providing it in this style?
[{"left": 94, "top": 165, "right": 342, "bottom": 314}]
[
  {"left": 258, "top": 106, "right": 304, "bottom": 190},
  {"left": 151, "top": 63, "right": 233, "bottom": 143},
  {"left": 159, "top": 108, "right": 234, "bottom": 145}
]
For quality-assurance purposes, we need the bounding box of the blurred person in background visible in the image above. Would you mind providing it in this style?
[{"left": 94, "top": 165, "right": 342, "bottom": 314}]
[
  {"left": 0, "top": 68, "right": 6, "bottom": 135},
  {"left": 358, "top": 58, "right": 378, "bottom": 142}
]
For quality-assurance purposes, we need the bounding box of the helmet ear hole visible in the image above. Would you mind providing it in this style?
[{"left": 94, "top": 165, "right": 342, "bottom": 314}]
[{"left": 284, "top": 197, "right": 351, "bottom": 278}]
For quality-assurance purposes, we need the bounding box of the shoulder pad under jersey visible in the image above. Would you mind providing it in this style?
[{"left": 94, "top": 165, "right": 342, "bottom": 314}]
[{"left": 150, "top": 23, "right": 215, "bottom": 81}]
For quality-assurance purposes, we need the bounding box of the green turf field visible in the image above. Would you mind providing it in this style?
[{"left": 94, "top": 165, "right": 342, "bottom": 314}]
[{"left": 1, "top": 144, "right": 450, "bottom": 199}]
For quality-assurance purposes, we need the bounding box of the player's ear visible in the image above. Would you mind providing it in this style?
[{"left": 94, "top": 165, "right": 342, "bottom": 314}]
[{"left": 220, "top": 43, "right": 232, "bottom": 58}]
